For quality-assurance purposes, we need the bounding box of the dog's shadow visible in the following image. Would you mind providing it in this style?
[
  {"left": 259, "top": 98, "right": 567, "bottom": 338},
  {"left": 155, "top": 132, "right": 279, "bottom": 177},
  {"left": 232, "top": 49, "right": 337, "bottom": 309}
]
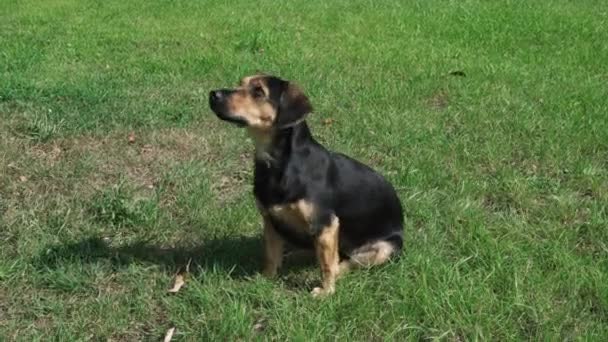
[{"left": 34, "top": 235, "right": 317, "bottom": 284}]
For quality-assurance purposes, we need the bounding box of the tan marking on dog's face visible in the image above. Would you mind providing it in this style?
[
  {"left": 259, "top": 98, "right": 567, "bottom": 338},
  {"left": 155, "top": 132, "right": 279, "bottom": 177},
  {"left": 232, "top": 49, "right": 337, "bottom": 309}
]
[
  {"left": 210, "top": 74, "right": 312, "bottom": 160},
  {"left": 240, "top": 74, "right": 267, "bottom": 87},
  {"left": 220, "top": 75, "right": 277, "bottom": 130}
]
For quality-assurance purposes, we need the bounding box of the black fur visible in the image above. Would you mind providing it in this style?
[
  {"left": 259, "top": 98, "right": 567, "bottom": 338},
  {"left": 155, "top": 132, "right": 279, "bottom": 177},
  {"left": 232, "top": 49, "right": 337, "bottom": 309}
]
[
  {"left": 253, "top": 122, "right": 404, "bottom": 257},
  {"left": 210, "top": 76, "right": 404, "bottom": 260}
]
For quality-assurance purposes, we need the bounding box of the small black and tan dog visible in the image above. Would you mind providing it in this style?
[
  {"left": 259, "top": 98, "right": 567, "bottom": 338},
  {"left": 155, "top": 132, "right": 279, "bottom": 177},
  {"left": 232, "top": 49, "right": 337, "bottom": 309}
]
[{"left": 209, "top": 75, "right": 404, "bottom": 296}]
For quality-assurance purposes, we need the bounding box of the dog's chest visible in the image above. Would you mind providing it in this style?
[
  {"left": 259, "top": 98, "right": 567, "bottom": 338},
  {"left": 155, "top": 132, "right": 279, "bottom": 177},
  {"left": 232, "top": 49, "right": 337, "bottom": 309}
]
[
  {"left": 253, "top": 160, "right": 305, "bottom": 205},
  {"left": 266, "top": 200, "right": 314, "bottom": 236}
]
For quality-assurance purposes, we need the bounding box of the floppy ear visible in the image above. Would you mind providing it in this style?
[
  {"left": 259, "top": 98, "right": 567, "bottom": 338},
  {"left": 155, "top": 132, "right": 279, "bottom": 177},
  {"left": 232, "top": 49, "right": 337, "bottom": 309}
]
[{"left": 275, "top": 82, "right": 313, "bottom": 129}]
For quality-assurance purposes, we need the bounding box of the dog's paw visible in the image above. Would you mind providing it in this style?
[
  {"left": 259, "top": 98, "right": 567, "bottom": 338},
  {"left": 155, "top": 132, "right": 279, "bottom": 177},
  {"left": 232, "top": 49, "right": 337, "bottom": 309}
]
[{"left": 311, "top": 286, "right": 334, "bottom": 298}]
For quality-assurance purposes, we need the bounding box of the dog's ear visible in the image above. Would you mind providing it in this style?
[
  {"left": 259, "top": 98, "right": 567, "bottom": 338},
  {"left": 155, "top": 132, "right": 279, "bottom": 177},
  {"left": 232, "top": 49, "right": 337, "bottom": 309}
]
[{"left": 276, "top": 82, "right": 313, "bottom": 129}]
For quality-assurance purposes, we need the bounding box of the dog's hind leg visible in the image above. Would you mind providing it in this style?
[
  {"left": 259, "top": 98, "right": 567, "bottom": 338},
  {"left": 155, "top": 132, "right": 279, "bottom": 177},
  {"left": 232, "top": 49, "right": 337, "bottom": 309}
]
[{"left": 338, "top": 240, "right": 397, "bottom": 275}]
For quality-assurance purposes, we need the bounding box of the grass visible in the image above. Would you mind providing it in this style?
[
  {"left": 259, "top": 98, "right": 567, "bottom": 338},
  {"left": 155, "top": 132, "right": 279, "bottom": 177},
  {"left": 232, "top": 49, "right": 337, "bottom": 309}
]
[{"left": 1, "top": 0, "right": 607, "bottom": 339}]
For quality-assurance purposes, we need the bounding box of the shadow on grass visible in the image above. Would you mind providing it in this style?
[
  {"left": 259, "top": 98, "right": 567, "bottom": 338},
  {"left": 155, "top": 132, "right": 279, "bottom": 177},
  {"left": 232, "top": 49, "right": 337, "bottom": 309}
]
[
  {"left": 34, "top": 236, "right": 263, "bottom": 278},
  {"left": 34, "top": 236, "right": 317, "bottom": 279}
]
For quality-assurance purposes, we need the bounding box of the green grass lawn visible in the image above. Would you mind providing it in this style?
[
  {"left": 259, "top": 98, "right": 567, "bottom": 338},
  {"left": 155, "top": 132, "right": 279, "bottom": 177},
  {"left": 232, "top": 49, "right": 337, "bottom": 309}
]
[{"left": 1, "top": 0, "right": 607, "bottom": 339}]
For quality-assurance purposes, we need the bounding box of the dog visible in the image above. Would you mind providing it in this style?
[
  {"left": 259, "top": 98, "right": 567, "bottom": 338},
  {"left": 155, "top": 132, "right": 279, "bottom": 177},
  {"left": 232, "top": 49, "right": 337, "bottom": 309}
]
[{"left": 209, "top": 75, "right": 404, "bottom": 296}]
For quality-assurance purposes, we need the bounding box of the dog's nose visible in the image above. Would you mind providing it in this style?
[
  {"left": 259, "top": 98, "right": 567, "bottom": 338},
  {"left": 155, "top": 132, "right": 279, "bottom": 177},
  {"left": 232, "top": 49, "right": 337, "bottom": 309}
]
[{"left": 209, "top": 90, "right": 223, "bottom": 103}]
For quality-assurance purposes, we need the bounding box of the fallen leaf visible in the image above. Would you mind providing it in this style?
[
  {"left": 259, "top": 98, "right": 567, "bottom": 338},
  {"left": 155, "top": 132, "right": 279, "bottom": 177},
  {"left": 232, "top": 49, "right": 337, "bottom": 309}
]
[
  {"left": 163, "top": 327, "right": 175, "bottom": 342},
  {"left": 252, "top": 318, "right": 266, "bottom": 333},
  {"left": 19, "top": 176, "right": 27, "bottom": 182},
  {"left": 322, "top": 118, "right": 334, "bottom": 126},
  {"left": 128, "top": 131, "right": 136, "bottom": 144},
  {"left": 168, "top": 274, "right": 185, "bottom": 293}
]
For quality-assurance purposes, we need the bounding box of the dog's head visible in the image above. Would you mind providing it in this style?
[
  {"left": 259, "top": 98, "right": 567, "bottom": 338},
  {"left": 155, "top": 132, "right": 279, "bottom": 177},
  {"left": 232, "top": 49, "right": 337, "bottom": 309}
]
[{"left": 209, "top": 75, "right": 312, "bottom": 130}]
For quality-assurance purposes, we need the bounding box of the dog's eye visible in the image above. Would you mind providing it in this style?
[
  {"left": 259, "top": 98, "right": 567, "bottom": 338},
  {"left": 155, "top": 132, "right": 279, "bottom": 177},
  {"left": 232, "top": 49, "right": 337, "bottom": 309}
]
[{"left": 252, "top": 86, "right": 265, "bottom": 98}]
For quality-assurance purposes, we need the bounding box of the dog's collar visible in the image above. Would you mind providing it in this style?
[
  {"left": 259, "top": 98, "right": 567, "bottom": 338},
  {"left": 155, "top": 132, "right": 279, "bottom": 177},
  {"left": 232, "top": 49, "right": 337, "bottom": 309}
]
[{"left": 276, "top": 113, "right": 310, "bottom": 130}]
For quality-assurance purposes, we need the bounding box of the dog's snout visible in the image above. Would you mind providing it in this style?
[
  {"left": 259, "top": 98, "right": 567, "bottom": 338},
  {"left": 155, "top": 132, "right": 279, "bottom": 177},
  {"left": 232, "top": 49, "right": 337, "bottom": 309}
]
[{"left": 209, "top": 90, "right": 223, "bottom": 103}]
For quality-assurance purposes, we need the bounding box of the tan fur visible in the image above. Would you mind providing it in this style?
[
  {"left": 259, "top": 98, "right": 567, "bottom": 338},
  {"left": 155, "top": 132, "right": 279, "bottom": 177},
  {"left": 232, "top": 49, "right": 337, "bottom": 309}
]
[
  {"left": 256, "top": 200, "right": 285, "bottom": 277},
  {"left": 226, "top": 75, "right": 311, "bottom": 158},
  {"left": 240, "top": 75, "right": 265, "bottom": 87},
  {"left": 248, "top": 127, "right": 275, "bottom": 162},
  {"left": 266, "top": 200, "right": 344, "bottom": 296},
  {"left": 262, "top": 217, "right": 284, "bottom": 277},
  {"left": 221, "top": 76, "right": 277, "bottom": 130},
  {"left": 227, "top": 91, "right": 276, "bottom": 129},
  {"left": 214, "top": 75, "right": 397, "bottom": 297},
  {"left": 312, "top": 216, "right": 340, "bottom": 297},
  {"left": 227, "top": 76, "right": 279, "bottom": 156},
  {"left": 338, "top": 240, "right": 396, "bottom": 275},
  {"left": 268, "top": 200, "right": 316, "bottom": 236}
]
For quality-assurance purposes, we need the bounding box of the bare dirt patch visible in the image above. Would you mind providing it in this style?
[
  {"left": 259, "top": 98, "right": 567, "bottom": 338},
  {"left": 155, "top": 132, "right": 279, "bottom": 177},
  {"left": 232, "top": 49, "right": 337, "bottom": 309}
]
[
  {"left": 427, "top": 89, "right": 450, "bottom": 110},
  {"left": 0, "top": 121, "right": 236, "bottom": 227}
]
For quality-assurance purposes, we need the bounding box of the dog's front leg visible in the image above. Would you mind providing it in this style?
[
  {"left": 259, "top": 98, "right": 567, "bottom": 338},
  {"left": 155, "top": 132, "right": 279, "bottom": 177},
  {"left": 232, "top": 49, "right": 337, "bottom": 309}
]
[
  {"left": 262, "top": 217, "right": 284, "bottom": 277},
  {"left": 312, "top": 215, "right": 340, "bottom": 297}
]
